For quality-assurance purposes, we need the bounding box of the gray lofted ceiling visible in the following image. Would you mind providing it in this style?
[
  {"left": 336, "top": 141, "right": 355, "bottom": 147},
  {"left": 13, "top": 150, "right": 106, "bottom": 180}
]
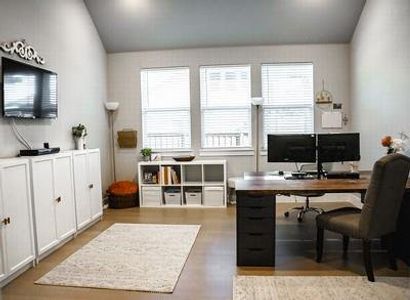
[{"left": 84, "top": 0, "right": 366, "bottom": 53}]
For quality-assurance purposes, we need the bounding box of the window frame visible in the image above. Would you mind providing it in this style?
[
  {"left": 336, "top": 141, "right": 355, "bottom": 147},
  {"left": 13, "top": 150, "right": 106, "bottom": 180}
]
[
  {"left": 199, "top": 64, "right": 253, "bottom": 151},
  {"left": 140, "top": 66, "right": 192, "bottom": 152},
  {"left": 260, "top": 62, "right": 315, "bottom": 150}
]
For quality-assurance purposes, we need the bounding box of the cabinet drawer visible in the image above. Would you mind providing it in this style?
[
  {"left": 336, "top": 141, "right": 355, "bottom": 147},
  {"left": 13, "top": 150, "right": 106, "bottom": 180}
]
[
  {"left": 237, "top": 247, "right": 274, "bottom": 266},
  {"left": 238, "top": 233, "right": 274, "bottom": 249},
  {"left": 238, "top": 206, "right": 274, "bottom": 218},
  {"left": 237, "top": 217, "right": 274, "bottom": 233},
  {"left": 237, "top": 193, "right": 274, "bottom": 208}
]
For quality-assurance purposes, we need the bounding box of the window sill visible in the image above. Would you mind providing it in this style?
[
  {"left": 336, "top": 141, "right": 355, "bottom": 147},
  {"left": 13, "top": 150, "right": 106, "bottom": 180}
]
[
  {"left": 151, "top": 149, "right": 194, "bottom": 157},
  {"left": 199, "top": 148, "right": 255, "bottom": 157}
]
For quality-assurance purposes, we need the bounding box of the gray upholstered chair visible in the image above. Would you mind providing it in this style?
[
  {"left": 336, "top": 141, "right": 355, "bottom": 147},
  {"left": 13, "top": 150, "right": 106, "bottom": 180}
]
[{"left": 316, "top": 153, "right": 410, "bottom": 281}]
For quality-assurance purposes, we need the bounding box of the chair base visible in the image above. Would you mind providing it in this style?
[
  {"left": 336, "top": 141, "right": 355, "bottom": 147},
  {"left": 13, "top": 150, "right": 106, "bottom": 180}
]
[{"left": 284, "top": 197, "right": 324, "bottom": 222}]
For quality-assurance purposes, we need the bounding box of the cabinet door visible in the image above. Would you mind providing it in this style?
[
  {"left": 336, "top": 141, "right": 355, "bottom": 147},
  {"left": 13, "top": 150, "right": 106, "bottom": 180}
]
[
  {"left": 88, "top": 151, "right": 103, "bottom": 219},
  {"left": 54, "top": 155, "right": 76, "bottom": 240},
  {"left": 32, "top": 159, "right": 58, "bottom": 254},
  {"left": 0, "top": 193, "right": 6, "bottom": 281},
  {"left": 1, "top": 163, "right": 34, "bottom": 274},
  {"left": 73, "top": 152, "right": 91, "bottom": 229}
]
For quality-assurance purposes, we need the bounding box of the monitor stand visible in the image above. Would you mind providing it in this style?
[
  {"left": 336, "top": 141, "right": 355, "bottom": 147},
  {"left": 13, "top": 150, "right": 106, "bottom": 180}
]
[{"left": 317, "top": 160, "right": 326, "bottom": 179}]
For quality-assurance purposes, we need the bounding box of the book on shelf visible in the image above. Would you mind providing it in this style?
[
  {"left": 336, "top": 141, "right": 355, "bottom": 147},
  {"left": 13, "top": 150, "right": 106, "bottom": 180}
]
[{"left": 160, "top": 166, "right": 180, "bottom": 184}]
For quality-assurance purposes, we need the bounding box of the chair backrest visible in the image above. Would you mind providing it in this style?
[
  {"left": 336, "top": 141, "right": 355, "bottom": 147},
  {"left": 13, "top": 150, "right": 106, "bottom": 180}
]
[{"left": 359, "top": 153, "right": 410, "bottom": 239}]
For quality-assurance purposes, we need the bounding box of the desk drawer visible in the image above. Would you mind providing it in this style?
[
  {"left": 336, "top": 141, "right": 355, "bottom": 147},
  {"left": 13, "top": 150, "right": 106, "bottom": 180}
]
[
  {"left": 238, "top": 206, "right": 274, "bottom": 218},
  {"left": 237, "top": 247, "right": 274, "bottom": 266},
  {"left": 237, "top": 193, "right": 274, "bottom": 208},
  {"left": 238, "top": 233, "right": 274, "bottom": 249},
  {"left": 237, "top": 217, "right": 274, "bottom": 233}
]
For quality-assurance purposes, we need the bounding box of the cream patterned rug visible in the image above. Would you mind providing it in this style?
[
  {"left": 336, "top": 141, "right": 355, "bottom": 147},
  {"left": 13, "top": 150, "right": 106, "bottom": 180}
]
[
  {"left": 36, "top": 223, "right": 200, "bottom": 293},
  {"left": 233, "top": 276, "right": 410, "bottom": 300}
]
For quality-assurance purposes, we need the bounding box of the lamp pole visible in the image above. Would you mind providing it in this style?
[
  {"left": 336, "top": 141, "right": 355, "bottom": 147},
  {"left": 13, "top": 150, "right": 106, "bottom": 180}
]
[
  {"left": 105, "top": 102, "right": 119, "bottom": 183},
  {"left": 109, "top": 111, "right": 117, "bottom": 182},
  {"left": 251, "top": 97, "right": 264, "bottom": 173}
]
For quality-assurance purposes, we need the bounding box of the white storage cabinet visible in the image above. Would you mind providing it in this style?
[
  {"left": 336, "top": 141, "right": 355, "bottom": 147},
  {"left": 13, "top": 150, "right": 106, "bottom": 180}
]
[
  {"left": 138, "top": 160, "right": 227, "bottom": 207},
  {"left": 72, "top": 149, "right": 103, "bottom": 230},
  {"left": 0, "top": 159, "right": 35, "bottom": 286},
  {"left": 30, "top": 153, "right": 76, "bottom": 257}
]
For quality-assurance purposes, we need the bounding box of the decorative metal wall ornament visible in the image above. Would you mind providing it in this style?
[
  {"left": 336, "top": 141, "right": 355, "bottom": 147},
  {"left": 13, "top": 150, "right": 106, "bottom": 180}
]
[{"left": 0, "top": 39, "right": 45, "bottom": 65}]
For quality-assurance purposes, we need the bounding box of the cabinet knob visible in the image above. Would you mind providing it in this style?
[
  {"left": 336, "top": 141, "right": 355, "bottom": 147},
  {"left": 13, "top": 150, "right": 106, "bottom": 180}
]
[
  {"left": 7, "top": 217, "right": 10, "bottom": 224},
  {"left": 1, "top": 218, "right": 7, "bottom": 225},
  {"left": 89, "top": 184, "right": 94, "bottom": 189},
  {"left": 56, "top": 196, "right": 62, "bottom": 203}
]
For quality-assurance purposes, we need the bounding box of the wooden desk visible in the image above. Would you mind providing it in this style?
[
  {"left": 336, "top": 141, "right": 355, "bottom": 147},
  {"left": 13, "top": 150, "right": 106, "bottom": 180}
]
[{"left": 235, "top": 174, "right": 410, "bottom": 267}]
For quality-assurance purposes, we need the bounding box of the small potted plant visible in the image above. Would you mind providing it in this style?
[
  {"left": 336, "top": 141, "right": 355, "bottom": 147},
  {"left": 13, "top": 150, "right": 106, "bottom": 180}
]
[
  {"left": 72, "top": 124, "right": 87, "bottom": 150},
  {"left": 140, "top": 147, "right": 152, "bottom": 161}
]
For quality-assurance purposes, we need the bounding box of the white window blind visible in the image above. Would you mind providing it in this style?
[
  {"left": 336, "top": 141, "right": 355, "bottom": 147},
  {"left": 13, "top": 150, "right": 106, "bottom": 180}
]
[
  {"left": 200, "top": 65, "right": 251, "bottom": 148},
  {"left": 261, "top": 63, "right": 314, "bottom": 147},
  {"left": 141, "top": 67, "right": 191, "bottom": 150}
]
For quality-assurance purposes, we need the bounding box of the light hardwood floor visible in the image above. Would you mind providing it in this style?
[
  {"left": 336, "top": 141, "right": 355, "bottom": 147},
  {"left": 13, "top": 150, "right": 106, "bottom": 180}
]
[{"left": 1, "top": 202, "right": 409, "bottom": 300}]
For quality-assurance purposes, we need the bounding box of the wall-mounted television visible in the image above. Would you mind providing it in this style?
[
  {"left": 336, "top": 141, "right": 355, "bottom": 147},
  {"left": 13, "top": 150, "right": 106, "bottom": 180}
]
[{"left": 1, "top": 57, "right": 57, "bottom": 119}]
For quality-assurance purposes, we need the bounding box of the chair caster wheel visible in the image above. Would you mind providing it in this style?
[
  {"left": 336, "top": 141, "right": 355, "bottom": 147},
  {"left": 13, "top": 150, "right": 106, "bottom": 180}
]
[{"left": 284, "top": 212, "right": 289, "bottom": 217}]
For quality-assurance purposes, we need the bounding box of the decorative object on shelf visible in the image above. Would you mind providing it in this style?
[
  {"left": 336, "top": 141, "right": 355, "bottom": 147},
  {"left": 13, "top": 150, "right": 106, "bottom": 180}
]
[
  {"left": 72, "top": 124, "right": 87, "bottom": 150},
  {"left": 251, "top": 97, "right": 264, "bottom": 172},
  {"left": 172, "top": 155, "right": 195, "bottom": 162},
  {"left": 107, "top": 181, "right": 139, "bottom": 208},
  {"left": 315, "top": 80, "right": 333, "bottom": 104},
  {"left": 140, "top": 148, "right": 152, "bottom": 161},
  {"left": 117, "top": 129, "right": 137, "bottom": 148},
  {"left": 381, "top": 133, "right": 408, "bottom": 154},
  {"left": 0, "top": 39, "right": 45, "bottom": 64},
  {"left": 105, "top": 102, "right": 120, "bottom": 182}
]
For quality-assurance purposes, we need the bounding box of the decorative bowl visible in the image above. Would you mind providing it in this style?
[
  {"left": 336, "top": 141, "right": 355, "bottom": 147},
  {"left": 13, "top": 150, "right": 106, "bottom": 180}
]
[{"left": 172, "top": 155, "right": 196, "bottom": 162}]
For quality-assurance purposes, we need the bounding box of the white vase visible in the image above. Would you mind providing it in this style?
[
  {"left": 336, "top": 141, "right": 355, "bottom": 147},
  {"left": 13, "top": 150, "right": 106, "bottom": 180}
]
[{"left": 75, "top": 137, "right": 84, "bottom": 150}]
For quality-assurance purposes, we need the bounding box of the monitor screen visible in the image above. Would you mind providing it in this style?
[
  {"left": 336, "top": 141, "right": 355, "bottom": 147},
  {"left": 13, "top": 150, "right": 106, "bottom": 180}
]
[
  {"left": 1, "top": 57, "right": 58, "bottom": 119},
  {"left": 318, "top": 133, "right": 360, "bottom": 162},
  {"left": 268, "top": 134, "right": 317, "bottom": 163}
]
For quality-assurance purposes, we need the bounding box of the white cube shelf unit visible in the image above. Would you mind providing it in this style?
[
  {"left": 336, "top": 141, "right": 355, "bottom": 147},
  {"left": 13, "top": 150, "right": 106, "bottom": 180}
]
[{"left": 138, "top": 160, "right": 227, "bottom": 208}]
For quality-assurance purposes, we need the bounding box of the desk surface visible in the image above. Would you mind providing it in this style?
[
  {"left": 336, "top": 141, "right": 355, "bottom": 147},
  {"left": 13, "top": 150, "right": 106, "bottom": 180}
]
[{"left": 236, "top": 172, "right": 410, "bottom": 194}]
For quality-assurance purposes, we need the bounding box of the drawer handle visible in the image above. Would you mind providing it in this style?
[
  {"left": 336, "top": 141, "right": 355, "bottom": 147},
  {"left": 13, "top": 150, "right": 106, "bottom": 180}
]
[
  {"left": 2, "top": 217, "right": 11, "bottom": 225},
  {"left": 249, "top": 233, "right": 263, "bottom": 236},
  {"left": 248, "top": 248, "right": 264, "bottom": 251},
  {"left": 89, "top": 184, "right": 94, "bottom": 189},
  {"left": 249, "top": 206, "right": 264, "bottom": 210},
  {"left": 247, "top": 192, "right": 267, "bottom": 198},
  {"left": 56, "top": 196, "right": 62, "bottom": 203},
  {"left": 248, "top": 217, "right": 264, "bottom": 220}
]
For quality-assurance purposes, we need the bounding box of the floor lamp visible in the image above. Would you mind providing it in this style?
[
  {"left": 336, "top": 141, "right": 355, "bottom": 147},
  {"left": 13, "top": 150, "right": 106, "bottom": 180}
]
[
  {"left": 251, "top": 97, "right": 264, "bottom": 172},
  {"left": 105, "top": 102, "right": 119, "bottom": 182}
]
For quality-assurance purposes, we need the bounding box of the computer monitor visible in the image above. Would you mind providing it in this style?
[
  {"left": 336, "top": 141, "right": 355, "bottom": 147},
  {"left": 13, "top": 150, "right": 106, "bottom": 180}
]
[
  {"left": 318, "top": 133, "right": 360, "bottom": 163},
  {"left": 267, "top": 134, "right": 316, "bottom": 163}
]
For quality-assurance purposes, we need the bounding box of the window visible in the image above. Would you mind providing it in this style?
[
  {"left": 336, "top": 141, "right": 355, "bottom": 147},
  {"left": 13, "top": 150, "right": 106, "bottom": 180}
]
[
  {"left": 200, "top": 65, "right": 251, "bottom": 148},
  {"left": 261, "top": 63, "right": 314, "bottom": 147},
  {"left": 141, "top": 67, "right": 191, "bottom": 150}
]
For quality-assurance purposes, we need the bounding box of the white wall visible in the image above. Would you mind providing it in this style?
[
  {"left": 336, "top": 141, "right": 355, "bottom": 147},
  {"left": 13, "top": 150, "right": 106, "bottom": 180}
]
[
  {"left": 351, "top": 0, "right": 410, "bottom": 169},
  {"left": 0, "top": 0, "right": 111, "bottom": 189},
  {"left": 108, "top": 44, "right": 351, "bottom": 180}
]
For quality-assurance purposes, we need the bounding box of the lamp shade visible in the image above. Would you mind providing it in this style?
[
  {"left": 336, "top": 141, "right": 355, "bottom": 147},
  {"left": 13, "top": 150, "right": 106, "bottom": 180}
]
[
  {"left": 105, "top": 102, "right": 119, "bottom": 111},
  {"left": 251, "top": 97, "right": 264, "bottom": 106}
]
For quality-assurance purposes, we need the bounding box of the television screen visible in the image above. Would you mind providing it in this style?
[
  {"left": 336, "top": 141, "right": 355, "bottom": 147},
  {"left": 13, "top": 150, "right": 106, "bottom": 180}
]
[{"left": 1, "top": 57, "right": 57, "bottom": 119}]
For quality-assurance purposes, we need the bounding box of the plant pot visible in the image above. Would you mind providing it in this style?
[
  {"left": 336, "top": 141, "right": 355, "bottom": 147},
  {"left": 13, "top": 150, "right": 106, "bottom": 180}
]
[
  {"left": 142, "top": 156, "right": 150, "bottom": 162},
  {"left": 75, "top": 137, "right": 85, "bottom": 150}
]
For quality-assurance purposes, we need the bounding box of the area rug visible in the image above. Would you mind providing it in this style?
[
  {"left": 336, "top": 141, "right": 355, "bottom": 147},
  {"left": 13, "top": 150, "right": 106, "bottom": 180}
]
[
  {"left": 233, "top": 276, "right": 410, "bottom": 300},
  {"left": 36, "top": 223, "right": 200, "bottom": 293}
]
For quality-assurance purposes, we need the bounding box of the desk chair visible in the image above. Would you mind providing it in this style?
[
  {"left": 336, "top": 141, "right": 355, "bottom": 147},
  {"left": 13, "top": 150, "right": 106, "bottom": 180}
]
[
  {"left": 316, "top": 153, "right": 410, "bottom": 281},
  {"left": 284, "top": 163, "right": 332, "bottom": 222}
]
